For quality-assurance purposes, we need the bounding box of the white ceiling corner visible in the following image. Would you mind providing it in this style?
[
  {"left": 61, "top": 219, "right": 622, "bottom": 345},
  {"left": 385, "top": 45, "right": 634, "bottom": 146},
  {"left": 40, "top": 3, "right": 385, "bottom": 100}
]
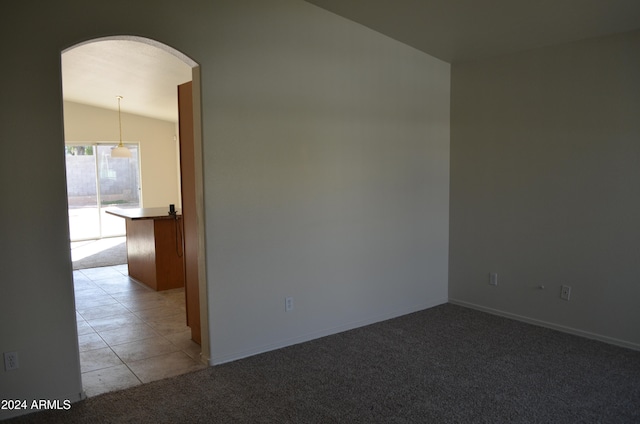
[{"left": 304, "top": 0, "right": 640, "bottom": 63}]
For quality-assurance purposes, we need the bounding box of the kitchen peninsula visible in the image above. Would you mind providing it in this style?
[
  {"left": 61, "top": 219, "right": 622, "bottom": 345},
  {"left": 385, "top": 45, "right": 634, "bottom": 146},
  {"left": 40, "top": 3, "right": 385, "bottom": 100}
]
[{"left": 106, "top": 207, "right": 185, "bottom": 291}]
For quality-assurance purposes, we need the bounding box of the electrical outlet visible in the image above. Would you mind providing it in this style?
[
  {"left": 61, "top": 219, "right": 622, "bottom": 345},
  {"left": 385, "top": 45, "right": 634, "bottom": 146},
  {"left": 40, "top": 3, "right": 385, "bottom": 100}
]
[
  {"left": 4, "top": 351, "right": 19, "bottom": 371},
  {"left": 489, "top": 273, "right": 498, "bottom": 286},
  {"left": 285, "top": 297, "right": 294, "bottom": 312},
  {"left": 560, "top": 285, "right": 571, "bottom": 301}
]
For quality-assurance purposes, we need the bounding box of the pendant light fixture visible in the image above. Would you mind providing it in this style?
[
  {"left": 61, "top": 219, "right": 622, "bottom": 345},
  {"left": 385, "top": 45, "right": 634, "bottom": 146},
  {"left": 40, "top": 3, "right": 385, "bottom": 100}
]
[{"left": 111, "top": 95, "right": 132, "bottom": 158}]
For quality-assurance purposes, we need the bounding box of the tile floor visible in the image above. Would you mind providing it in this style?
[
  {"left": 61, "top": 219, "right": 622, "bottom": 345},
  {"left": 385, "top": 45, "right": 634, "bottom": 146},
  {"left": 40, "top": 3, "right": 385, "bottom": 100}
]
[{"left": 74, "top": 264, "right": 206, "bottom": 397}]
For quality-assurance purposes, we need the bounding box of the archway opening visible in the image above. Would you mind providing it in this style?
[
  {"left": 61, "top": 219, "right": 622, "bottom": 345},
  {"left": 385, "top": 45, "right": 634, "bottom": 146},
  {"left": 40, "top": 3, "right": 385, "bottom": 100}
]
[{"left": 61, "top": 36, "right": 209, "bottom": 397}]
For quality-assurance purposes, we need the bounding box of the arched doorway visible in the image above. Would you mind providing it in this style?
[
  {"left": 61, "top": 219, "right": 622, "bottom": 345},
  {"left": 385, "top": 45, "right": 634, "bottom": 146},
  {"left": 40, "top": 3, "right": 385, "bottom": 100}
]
[{"left": 62, "top": 36, "right": 209, "bottom": 396}]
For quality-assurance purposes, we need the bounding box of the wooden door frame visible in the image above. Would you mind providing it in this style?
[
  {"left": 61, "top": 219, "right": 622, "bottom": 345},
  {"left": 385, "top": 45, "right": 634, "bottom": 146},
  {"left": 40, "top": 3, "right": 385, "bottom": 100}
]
[{"left": 183, "top": 66, "right": 210, "bottom": 364}]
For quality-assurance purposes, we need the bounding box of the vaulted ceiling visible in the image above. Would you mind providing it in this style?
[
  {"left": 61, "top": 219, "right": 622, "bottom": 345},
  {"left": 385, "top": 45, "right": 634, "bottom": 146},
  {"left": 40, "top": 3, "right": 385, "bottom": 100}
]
[
  {"left": 62, "top": 1, "right": 640, "bottom": 123},
  {"left": 305, "top": 0, "right": 640, "bottom": 63},
  {"left": 61, "top": 39, "right": 193, "bottom": 123}
]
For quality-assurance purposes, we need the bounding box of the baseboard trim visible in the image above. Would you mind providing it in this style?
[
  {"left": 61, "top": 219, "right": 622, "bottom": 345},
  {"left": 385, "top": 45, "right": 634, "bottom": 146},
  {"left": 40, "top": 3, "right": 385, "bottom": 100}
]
[
  {"left": 449, "top": 298, "right": 640, "bottom": 351},
  {"left": 200, "top": 352, "right": 211, "bottom": 366},
  {"left": 211, "top": 297, "right": 449, "bottom": 365}
]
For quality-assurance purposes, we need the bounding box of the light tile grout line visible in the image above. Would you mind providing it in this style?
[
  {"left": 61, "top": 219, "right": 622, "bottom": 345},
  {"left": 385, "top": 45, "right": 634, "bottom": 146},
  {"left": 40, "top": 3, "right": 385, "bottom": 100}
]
[{"left": 74, "top": 265, "right": 199, "bottom": 394}]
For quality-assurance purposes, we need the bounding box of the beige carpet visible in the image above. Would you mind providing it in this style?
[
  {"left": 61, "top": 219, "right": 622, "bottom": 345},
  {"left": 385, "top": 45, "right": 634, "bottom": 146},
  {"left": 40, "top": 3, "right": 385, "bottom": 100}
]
[{"left": 71, "top": 237, "right": 127, "bottom": 270}]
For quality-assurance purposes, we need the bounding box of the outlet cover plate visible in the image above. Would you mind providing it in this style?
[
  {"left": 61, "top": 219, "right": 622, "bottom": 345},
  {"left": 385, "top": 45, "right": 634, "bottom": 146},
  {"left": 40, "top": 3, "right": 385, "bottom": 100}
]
[
  {"left": 4, "top": 351, "right": 19, "bottom": 371},
  {"left": 560, "top": 285, "right": 571, "bottom": 301}
]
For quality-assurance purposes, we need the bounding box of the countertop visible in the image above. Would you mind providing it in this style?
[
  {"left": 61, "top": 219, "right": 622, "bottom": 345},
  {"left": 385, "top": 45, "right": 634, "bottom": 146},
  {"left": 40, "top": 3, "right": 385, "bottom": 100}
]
[{"left": 105, "top": 207, "right": 181, "bottom": 220}]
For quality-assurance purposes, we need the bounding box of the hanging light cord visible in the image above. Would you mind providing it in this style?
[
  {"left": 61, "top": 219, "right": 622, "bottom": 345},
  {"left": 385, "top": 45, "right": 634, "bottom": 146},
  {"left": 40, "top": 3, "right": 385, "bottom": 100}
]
[{"left": 117, "top": 95, "right": 124, "bottom": 147}]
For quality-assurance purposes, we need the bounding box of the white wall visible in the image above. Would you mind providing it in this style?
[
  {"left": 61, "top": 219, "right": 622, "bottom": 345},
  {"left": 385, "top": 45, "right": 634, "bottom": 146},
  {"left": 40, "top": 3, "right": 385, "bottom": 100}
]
[
  {"left": 63, "top": 101, "right": 182, "bottom": 208},
  {"left": 205, "top": 0, "right": 450, "bottom": 362},
  {"left": 0, "top": 0, "right": 449, "bottom": 417},
  {"left": 449, "top": 30, "right": 640, "bottom": 349}
]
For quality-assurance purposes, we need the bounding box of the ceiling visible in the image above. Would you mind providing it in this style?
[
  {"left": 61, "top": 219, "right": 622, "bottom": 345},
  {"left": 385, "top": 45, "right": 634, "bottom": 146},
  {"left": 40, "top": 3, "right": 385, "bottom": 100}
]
[
  {"left": 62, "top": 1, "right": 640, "bottom": 122},
  {"left": 61, "top": 39, "right": 193, "bottom": 123},
  {"left": 305, "top": 0, "right": 640, "bottom": 63}
]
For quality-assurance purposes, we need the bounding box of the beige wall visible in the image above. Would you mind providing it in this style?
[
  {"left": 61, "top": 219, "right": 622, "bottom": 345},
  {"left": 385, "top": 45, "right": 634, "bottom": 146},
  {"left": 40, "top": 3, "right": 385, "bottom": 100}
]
[
  {"left": 63, "top": 101, "right": 182, "bottom": 208},
  {"left": 450, "top": 30, "right": 640, "bottom": 348},
  {"left": 0, "top": 0, "right": 449, "bottom": 417}
]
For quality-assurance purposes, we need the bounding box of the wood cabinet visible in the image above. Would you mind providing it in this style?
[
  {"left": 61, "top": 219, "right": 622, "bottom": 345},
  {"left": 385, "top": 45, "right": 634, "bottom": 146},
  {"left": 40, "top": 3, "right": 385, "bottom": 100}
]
[{"left": 106, "top": 208, "right": 185, "bottom": 291}]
